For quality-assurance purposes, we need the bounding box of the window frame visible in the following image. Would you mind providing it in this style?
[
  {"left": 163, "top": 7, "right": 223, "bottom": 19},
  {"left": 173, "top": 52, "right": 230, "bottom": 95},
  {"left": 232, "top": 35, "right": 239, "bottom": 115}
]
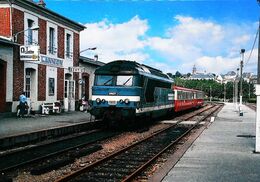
[
  {"left": 47, "top": 22, "right": 58, "bottom": 56},
  {"left": 48, "top": 77, "right": 55, "bottom": 96},
  {"left": 25, "top": 69, "right": 31, "bottom": 98},
  {"left": 27, "top": 19, "right": 34, "bottom": 45},
  {"left": 49, "top": 27, "right": 55, "bottom": 54},
  {"left": 65, "top": 33, "right": 72, "bottom": 58}
]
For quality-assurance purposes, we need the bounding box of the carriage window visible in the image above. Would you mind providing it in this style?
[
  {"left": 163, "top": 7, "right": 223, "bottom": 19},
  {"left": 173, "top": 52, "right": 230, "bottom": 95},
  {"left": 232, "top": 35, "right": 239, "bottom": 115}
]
[
  {"left": 95, "top": 75, "right": 114, "bottom": 86},
  {"left": 178, "top": 91, "right": 182, "bottom": 100},
  {"left": 116, "top": 76, "right": 133, "bottom": 86}
]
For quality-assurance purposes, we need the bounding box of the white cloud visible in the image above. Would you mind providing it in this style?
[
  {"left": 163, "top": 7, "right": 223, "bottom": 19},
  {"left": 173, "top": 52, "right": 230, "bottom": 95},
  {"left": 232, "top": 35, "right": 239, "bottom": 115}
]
[
  {"left": 80, "top": 15, "right": 257, "bottom": 75},
  {"left": 80, "top": 16, "right": 149, "bottom": 63},
  {"left": 147, "top": 15, "right": 257, "bottom": 74}
]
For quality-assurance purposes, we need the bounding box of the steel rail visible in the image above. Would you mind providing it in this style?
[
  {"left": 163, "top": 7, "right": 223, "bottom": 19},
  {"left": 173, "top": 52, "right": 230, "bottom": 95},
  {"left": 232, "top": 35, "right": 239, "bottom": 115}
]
[
  {"left": 56, "top": 104, "right": 220, "bottom": 182},
  {"left": 122, "top": 104, "right": 221, "bottom": 182},
  {"left": 0, "top": 129, "right": 118, "bottom": 173}
]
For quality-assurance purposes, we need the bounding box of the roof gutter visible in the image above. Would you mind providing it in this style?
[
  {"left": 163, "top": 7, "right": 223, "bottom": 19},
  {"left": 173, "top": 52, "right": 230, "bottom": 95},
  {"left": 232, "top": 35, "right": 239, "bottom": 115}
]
[{"left": 13, "top": 0, "right": 86, "bottom": 32}]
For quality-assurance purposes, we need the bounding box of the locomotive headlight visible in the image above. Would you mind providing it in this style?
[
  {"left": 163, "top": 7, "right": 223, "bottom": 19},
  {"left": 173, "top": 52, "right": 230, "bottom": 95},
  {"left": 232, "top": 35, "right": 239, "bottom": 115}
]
[
  {"left": 101, "top": 99, "right": 106, "bottom": 103},
  {"left": 96, "top": 98, "right": 101, "bottom": 104},
  {"left": 124, "top": 98, "right": 130, "bottom": 104}
]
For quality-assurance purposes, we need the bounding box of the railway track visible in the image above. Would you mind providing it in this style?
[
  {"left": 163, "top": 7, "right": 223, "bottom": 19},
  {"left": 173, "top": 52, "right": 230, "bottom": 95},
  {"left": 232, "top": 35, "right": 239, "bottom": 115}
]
[
  {"left": 246, "top": 103, "right": 256, "bottom": 111},
  {"left": 56, "top": 104, "right": 221, "bottom": 182},
  {"left": 0, "top": 130, "right": 119, "bottom": 173}
]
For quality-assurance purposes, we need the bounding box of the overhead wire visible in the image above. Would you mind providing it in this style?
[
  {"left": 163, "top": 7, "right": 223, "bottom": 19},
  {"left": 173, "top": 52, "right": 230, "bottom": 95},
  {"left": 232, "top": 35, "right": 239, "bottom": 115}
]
[{"left": 244, "top": 25, "right": 259, "bottom": 67}]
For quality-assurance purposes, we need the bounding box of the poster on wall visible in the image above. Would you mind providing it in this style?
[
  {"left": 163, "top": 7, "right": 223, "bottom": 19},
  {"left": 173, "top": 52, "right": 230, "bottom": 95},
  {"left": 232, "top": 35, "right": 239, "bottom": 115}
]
[{"left": 20, "top": 45, "right": 40, "bottom": 61}]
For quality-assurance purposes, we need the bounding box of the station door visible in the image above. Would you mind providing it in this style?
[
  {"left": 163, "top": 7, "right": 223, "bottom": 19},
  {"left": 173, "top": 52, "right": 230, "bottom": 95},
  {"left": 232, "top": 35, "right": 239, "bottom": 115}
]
[{"left": 0, "top": 60, "right": 6, "bottom": 112}]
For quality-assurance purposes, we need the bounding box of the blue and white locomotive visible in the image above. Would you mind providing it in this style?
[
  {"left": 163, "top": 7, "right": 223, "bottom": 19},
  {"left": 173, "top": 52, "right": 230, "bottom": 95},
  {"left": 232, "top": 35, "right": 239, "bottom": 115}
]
[{"left": 89, "top": 60, "right": 174, "bottom": 122}]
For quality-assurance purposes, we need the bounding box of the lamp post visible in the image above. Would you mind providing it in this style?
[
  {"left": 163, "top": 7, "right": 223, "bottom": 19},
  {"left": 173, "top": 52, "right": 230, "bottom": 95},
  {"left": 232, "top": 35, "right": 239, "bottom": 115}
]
[
  {"left": 240, "top": 49, "right": 245, "bottom": 106},
  {"left": 13, "top": 25, "right": 39, "bottom": 42},
  {"left": 80, "top": 47, "right": 97, "bottom": 54}
]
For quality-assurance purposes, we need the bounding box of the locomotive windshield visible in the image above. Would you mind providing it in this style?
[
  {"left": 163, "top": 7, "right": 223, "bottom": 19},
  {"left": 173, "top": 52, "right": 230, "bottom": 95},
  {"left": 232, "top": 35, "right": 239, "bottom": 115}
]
[
  {"left": 116, "top": 76, "right": 133, "bottom": 86},
  {"left": 96, "top": 75, "right": 114, "bottom": 86},
  {"left": 95, "top": 75, "right": 134, "bottom": 86}
]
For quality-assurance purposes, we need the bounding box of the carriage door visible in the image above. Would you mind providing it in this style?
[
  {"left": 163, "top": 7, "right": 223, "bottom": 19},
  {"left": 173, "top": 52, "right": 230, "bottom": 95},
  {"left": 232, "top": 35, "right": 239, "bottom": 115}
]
[
  {"left": 0, "top": 60, "right": 6, "bottom": 113},
  {"left": 64, "top": 79, "right": 75, "bottom": 111}
]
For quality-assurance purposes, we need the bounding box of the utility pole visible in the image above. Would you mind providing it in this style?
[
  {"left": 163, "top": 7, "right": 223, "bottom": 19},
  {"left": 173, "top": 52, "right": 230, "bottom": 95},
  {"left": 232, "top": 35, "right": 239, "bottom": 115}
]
[
  {"left": 249, "top": 80, "right": 251, "bottom": 100},
  {"left": 210, "top": 85, "right": 212, "bottom": 103},
  {"left": 240, "top": 49, "right": 245, "bottom": 106},
  {"left": 258, "top": 18, "right": 260, "bottom": 84},
  {"left": 233, "top": 80, "right": 235, "bottom": 103},
  {"left": 235, "top": 68, "right": 239, "bottom": 110},
  {"left": 224, "top": 83, "right": 226, "bottom": 102},
  {"left": 255, "top": 1, "right": 260, "bottom": 152}
]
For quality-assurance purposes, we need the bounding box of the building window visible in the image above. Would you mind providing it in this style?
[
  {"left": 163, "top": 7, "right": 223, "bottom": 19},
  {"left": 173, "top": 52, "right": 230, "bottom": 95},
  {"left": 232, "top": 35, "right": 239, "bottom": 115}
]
[
  {"left": 49, "top": 27, "right": 55, "bottom": 54},
  {"left": 64, "top": 80, "right": 68, "bottom": 98},
  {"left": 27, "top": 19, "right": 34, "bottom": 45},
  {"left": 66, "top": 33, "right": 72, "bottom": 58},
  {"left": 25, "top": 69, "right": 31, "bottom": 98},
  {"left": 48, "top": 78, "right": 55, "bottom": 96}
]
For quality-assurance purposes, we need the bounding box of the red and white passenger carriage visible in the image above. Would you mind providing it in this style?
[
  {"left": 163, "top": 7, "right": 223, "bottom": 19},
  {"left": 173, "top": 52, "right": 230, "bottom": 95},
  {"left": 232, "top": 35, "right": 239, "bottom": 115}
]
[{"left": 173, "top": 86, "right": 204, "bottom": 112}]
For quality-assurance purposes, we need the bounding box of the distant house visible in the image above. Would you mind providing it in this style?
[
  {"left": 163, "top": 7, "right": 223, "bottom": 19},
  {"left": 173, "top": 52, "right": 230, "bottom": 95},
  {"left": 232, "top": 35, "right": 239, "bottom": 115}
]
[
  {"left": 242, "top": 72, "right": 253, "bottom": 83},
  {"left": 215, "top": 74, "right": 224, "bottom": 84},
  {"left": 223, "top": 71, "right": 237, "bottom": 83},
  {"left": 251, "top": 75, "right": 257, "bottom": 84},
  {"left": 189, "top": 73, "right": 215, "bottom": 80}
]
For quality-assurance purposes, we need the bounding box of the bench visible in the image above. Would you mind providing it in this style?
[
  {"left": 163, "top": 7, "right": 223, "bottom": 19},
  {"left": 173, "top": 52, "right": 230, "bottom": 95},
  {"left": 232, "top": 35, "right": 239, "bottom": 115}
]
[{"left": 41, "top": 102, "right": 61, "bottom": 114}]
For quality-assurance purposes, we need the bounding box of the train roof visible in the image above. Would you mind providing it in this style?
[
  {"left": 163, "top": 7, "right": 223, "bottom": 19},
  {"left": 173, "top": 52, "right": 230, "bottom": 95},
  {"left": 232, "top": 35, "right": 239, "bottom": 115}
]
[
  {"left": 173, "top": 86, "right": 204, "bottom": 93},
  {"left": 95, "top": 60, "right": 173, "bottom": 83}
]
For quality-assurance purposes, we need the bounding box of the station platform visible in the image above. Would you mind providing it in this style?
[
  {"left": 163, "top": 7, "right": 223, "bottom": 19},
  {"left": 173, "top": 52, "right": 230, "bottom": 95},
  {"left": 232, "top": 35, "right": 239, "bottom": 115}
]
[
  {"left": 160, "top": 102, "right": 259, "bottom": 182},
  {"left": 0, "top": 111, "right": 94, "bottom": 149}
]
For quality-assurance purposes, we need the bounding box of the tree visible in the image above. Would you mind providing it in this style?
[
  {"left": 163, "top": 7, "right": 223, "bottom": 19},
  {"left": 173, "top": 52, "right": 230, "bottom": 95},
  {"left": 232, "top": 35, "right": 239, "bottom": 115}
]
[
  {"left": 175, "top": 71, "right": 182, "bottom": 78},
  {"left": 173, "top": 77, "right": 256, "bottom": 102}
]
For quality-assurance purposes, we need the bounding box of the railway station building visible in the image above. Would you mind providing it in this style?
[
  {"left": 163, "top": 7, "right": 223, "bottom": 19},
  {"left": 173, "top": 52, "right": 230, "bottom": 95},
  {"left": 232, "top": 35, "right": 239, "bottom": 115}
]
[
  {"left": 78, "top": 56, "right": 105, "bottom": 102},
  {"left": 0, "top": 0, "right": 87, "bottom": 113}
]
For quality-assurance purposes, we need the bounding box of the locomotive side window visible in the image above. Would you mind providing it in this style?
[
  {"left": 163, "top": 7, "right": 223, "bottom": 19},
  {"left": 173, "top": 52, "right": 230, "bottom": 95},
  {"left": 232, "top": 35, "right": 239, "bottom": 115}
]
[
  {"left": 145, "top": 78, "right": 155, "bottom": 102},
  {"left": 95, "top": 75, "right": 114, "bottom": 86},
  {"left": 145, "top": 78, "right": 171, "bottom": 103},
  {"left": 116, "top": 76, "right": 133, "bottom": 86},
  {"left": 135, "top": 75, "right": 144, "bottom": 87}
]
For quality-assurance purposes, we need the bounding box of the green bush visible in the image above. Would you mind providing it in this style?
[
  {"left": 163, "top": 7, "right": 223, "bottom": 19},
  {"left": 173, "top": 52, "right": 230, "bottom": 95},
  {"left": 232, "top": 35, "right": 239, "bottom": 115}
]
[{"left": 248, "top": 98, "right": 256, "bottom": 103}]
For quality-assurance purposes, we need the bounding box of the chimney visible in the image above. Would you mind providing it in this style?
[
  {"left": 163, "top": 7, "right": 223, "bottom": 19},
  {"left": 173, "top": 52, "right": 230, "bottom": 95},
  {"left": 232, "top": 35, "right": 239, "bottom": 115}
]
[
  {"left": 38, "top": 0, "right": 46, "bottom": 8},
  {"left": 94, "top": 55, "right": 98, "bottom": 61}
]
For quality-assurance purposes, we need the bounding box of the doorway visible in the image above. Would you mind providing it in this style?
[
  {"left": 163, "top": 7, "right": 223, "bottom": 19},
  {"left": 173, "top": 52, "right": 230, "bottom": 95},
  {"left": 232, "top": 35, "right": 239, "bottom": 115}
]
[
  {"left": 0, "top": 60, "right": 6, "bottom": 113},
  {"left": 64, "top": 73, "right": 75, "bottom": 111},
  {"left": 82, "top": 74, "right": 90, "bottom": 100}
]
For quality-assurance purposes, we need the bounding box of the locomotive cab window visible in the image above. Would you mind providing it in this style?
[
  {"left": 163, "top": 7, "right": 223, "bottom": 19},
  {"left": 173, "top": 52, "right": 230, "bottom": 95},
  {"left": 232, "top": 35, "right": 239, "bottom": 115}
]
[
  {"left": 95, "top": 75, "right": 114, "bottom": 86},
  {"left": 116, "top": 76, "right": 133, "bottom": 86}
]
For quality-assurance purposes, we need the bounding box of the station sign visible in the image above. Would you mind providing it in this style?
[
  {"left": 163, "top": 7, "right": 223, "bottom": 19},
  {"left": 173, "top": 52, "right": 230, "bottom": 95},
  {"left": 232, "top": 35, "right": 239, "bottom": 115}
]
[
  {"left": 20, "top": 45, "right": 40, "bottom": 61},
  {"left": 68, "top": 67, "right": 87, "bottom": 73},
  {"left": 41, "top": 55, "right": 63, "bottom": 67}
]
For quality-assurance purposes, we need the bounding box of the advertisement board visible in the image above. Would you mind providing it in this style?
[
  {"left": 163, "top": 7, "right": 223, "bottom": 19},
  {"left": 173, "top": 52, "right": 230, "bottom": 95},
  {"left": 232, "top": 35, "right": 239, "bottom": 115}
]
[{"left": 20, "top": 45, "right": 40, "bottom": 61}]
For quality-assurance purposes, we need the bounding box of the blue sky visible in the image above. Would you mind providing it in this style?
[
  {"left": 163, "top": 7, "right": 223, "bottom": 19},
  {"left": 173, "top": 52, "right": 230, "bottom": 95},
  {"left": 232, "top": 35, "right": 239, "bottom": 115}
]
[{"left": 45, "top": 0, "right": 259, "bottom": 75}]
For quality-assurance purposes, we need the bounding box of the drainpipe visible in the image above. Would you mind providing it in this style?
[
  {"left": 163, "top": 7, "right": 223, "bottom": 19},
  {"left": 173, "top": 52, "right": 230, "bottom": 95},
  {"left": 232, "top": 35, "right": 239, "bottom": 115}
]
[{"left": 6, "top": 0, "right": 12, "bottom": 40}]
